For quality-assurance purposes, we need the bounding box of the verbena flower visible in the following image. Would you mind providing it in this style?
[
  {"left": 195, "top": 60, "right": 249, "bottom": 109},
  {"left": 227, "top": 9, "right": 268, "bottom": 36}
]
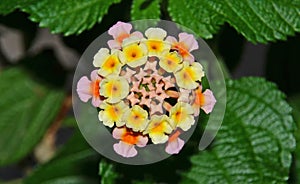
[
  {"left": 77, "top": 70, "right": 102, "bottom": 107},
  {"left": 99, "top": 75, "right": 129, "bottom": 103},
  {"left": 76, "top": 21, "right": 217, "bottom": 158},
  {"left": 144, "top": 28, "right": 170, "bottom": 56},
  {"left": 93, "top": 48, "right": 123, "bottom": 77},
  {"left": 192, "top": 84, "right": 217, "bottom": 116},
  {"left": 143, "top": 115, "right": 174, "bottom": 144},
  {"left": 119, "top": 37, "right": 148, "bottom": 67},
  {"left": 123, "top": 105, "right": 149, "bottom": 132},
  {"left": 159, "top": 51, "right": 183, "bottom": 73},
  {"left": 169, "top": 102, "right": 195, "bottom": 131},
  {"left": 98, "top": 101, "right": 129, "bottom": 127},
  {"left": 175, "top": 61, "right": 204, "bottom": 89},
  {"left": 113, "top": 127, "right": 148, "bottom": 158},
  {"left": 107, "top": 21, "right": 143, "bottom": 49},
  {"left": 166, "top": 32, "right": 199, "bottom": 63}
]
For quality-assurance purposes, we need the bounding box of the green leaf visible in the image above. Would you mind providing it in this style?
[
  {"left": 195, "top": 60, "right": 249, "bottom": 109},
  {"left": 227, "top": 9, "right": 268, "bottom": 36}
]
[
  {"left": 24, "top": 128, "right": 100, "bottom": 184},
  {"left": 182, "top": 77, "right": 295, "bottom": 183},
  {"left": 168, "top": 0, "right": 300, "bottom": 43},
  {"left": 0, "top": 0, "right": 37, "bottom": 15},
  {"left": 21, "top": 0, "right": 121, "bottom": 36},
  {"left": 0, "top": 68, "right": 64, "bottom": 166},
  {"left": 131, "top": 0, "right": 161, "bottom": 20},
  {"left": 99, "top": 160, "right": 118, "bottom": 184}
]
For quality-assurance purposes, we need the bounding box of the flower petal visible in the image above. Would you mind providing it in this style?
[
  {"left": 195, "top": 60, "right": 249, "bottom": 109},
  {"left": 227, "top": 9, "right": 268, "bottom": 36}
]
[
  {"left": 76, "top": 76, "right": 92, "bottom": 102},
  {"left": 165, "top": 137, "right": 184, "bottom": 154},
  {"left": 90, "top": 70, "right": 99, "bottom": 81},
  {"left": 145, "top": 28, "right": 167, "bottom": 40},
  {"left": 119, "top": 40, "right": 148, "bottom": 67},
  {"left": 122, "top": 36, "right": 141, "bottom": 47},
  {"left": 77, "top": 70, "right": 102, "bottom": 107},
  {"left": 191, "top": 85, "right": 216, "bottom": 115},
  {"left": 113, "top": 141, "right": 137, "bottom": 158},
  {"left": 92, "top": 96, "right": 101, "bottom": 107},
  {"left": 144, "top": 115, "right": 174, "bottom": 144},
  {"left": 97, "top": 50, "right": 123, "bottom": 77},
  {"left": 159, "top": 51, "right": 183, "bottom": 73},
  {"left": 136, "top": 135, "right": 148, "bottom": 147},
  {"left": 107, "top": 40, "right": 121, "bottom": 50},
  {"left": 170, "top": 102, "right": 195, "bottom": 131},
  {"left": 178, "top": 88, "right": 191, "bottom": 103},
  {"left": 175, "top": 61, "right": 204, "bottom": 89},
  {"left": 178, "top": 32, "right": 198, "bottom": 52},
  {"left": 201, "top": 89, "right": 217, "bottom": 114},
  {"left": 131, "top": 31, "right": 144, "bottom": 39},
  {"left": 112, "top": 127, "right": 126, "bottom": 139},
  {"left": 165, "top": 36, "right": 177, "bottom": 45},
  {"left": 99, "top": 101, "right": 128, "bottom": 127},
  {"left": 100, "top": 75, "right": 129, "bottom": 103},
  {"left": 108, "top": 21, "right": 132, "bottom": 39},
  {"left": 123, "top": 105, "right": 149, "bottom": 132},
  {"left": 93, "top": 48, "right": 110, "bottom": 67}
]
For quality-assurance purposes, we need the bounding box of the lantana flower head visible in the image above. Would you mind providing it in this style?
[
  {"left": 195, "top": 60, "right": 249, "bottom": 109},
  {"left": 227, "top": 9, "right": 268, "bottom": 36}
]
[{"left": 76, "top": 21, "right": 217, "bottom": 158}]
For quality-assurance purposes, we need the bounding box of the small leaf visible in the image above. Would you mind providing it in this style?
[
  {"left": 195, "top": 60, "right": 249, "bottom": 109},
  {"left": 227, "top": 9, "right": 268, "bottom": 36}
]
[
  {"left": 0, "top": 68, "right": 64, "bottom": 166},
  {"left": 99, "top": 160, "right": 118, "bottom": 184},
  {"left": 24, "top": 128, "right": 100, "bottom": 184},
  {"left": 182, "top": 77, "right": 296, "bottom": 183},
  {"left": 168, "top": 0, "right": 300, "bottom": 43},
  {"left": 131, "top": 0, "right": 161, "bottom": 20},
  {"left": 21, "top": 0, "right": 121, "bottom": 36}
]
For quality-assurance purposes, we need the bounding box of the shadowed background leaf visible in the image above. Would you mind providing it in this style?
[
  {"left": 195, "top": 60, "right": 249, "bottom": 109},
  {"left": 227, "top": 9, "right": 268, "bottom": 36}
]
[
  {"left": 0, "top": 66, "right": 64, "bottom": 166},
  {"left": 24, "top": 122, "right": 100, "bottom": 184}
]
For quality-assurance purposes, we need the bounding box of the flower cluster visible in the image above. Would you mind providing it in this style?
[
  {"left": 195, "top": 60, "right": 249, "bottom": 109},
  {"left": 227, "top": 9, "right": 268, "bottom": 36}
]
[{"left": 76, "top": 21, "right": 216, "bottom": 158}]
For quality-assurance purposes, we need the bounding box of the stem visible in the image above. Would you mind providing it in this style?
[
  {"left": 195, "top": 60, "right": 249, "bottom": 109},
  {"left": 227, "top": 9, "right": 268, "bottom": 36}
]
[{"left": 34, "top": 95, "right": 72, "bottom": 163}]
